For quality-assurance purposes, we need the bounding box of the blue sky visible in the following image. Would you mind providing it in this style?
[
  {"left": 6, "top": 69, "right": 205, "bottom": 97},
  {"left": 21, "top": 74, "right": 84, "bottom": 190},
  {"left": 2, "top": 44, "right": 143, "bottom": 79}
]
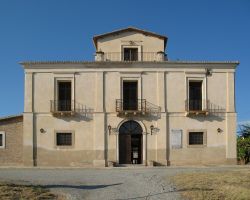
[{"left": 0, "top": 0, "right": 249, "bottom": 123}]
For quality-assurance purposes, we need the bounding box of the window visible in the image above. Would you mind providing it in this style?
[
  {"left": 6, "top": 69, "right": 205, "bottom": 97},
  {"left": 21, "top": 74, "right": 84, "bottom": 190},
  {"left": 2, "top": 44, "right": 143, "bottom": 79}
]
[
  {"left": 57, "top": 81, "right": 72, "bottom": 111},
  {"left": 189, "top": 132, "right": 204, "bottom": 145},
  {"left": 123, "top": 81, "right": 138, "bottom": 110},
  {"left": 189, "top": 81, "right": 202, "bottom": 111},
  {"left": 0, "top": 131, "right": 5, "bottom": 148},
  {"left": 56, "top": 133, "right": 72, "bottom": 146},
  {"left": 123, "top": 48, "right": 138, "bottom": 61}
]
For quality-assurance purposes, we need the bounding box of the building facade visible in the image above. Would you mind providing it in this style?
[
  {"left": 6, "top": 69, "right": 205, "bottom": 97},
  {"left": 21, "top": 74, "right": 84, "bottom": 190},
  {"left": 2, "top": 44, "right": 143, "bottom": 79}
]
[{"left": 12, "top": 27, "right": 238, "bottom": 167}]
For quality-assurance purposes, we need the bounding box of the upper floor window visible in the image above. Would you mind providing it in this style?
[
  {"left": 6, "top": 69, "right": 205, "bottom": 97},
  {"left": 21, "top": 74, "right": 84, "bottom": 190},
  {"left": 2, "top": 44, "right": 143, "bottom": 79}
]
[
  {"left": 123, "top": 81, "right": 138, "bottom": 110},
  {"left": 58, "top": 81, "right": 72, "bottom": 111},
  {"left": 189, "top": 81, "right": 202, "bottom": 111},
  {"left": 123, "top": 48, "right": 138, "bottom": 61}
]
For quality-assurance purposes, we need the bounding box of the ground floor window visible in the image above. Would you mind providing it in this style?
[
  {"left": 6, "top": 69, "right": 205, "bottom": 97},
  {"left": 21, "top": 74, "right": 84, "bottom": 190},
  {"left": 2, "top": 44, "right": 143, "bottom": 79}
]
[
  {"left": 188, "top": 131, "right": 206, "bottom": 147},
  {"left": 0, "top": 131, "right": 5, "bottom": 148},
  {"left": 56, "top": 133, "right": 72, "bottom": 146}
]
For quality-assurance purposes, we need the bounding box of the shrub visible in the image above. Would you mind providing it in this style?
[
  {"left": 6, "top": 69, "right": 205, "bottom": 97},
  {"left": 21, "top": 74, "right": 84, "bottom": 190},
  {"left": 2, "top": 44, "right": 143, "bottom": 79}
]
[{"left": 237, "top": 137, "right": 250, "bottom": 164}]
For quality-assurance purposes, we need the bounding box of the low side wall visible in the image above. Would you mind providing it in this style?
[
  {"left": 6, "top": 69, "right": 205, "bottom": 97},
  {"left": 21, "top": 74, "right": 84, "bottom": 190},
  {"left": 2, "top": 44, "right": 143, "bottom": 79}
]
[{"left": 0, "top": 116, "right": 23, "bottom": 166}]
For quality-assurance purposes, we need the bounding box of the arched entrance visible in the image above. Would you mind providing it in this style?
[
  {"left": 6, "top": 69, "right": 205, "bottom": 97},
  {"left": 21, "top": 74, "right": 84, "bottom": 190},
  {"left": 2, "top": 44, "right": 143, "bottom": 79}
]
[{"left": 119, "top": 120, "right": 143, "bottom": 164}]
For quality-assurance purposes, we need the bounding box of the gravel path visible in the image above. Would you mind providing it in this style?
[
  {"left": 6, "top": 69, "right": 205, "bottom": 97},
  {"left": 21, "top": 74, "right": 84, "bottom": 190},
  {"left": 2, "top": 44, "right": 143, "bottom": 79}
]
[{"left": 0, "top": 166, "right": 248, "bottom": 200}]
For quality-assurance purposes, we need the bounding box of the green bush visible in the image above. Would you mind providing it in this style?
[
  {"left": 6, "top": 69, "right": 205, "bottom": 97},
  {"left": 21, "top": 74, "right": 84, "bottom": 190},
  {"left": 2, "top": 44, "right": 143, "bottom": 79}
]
[{"left": 237, "top": 137, "right": 250, "bottom": 164}]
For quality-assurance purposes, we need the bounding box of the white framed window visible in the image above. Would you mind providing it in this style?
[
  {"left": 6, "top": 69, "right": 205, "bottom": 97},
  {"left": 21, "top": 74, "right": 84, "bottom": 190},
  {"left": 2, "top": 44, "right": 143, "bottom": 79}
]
[{"left": 0, "top": 131, "right": 6, "bottom": 149}]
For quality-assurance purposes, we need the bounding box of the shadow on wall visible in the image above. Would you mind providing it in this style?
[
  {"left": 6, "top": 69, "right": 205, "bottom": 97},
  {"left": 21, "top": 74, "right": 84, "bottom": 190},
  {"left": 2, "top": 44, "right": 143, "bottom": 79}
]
[
  {"left": 44, "top": 183, "right": 122, "bottom": 190},
  {"left": 55, "top": 108, "right": 94, "bottom": 122},
  {"left": 189, "top": 112, "right": 226, "bottom": 122}
]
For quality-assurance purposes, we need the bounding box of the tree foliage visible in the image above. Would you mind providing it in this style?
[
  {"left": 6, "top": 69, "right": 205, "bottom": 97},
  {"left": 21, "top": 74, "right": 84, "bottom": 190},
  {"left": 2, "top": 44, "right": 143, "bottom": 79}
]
[
  {"left": 238, "top": 124, "right": 250, "bottom": 138},
  {"left": 237, "top": 137, "right": 250, "bottom": 163},
  {"left": 237, "top": 124, "right": 250, "bottom": 163}
]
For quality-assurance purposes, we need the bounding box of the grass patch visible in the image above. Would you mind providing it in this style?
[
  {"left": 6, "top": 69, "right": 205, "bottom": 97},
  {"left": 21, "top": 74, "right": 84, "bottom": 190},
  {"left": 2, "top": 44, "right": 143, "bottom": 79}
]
[
  {"left": 0, "top": 182, "right": 63, "bottom": 200},
  {"left": 172, "top": 169, "right": 250, "bottom": 200}
]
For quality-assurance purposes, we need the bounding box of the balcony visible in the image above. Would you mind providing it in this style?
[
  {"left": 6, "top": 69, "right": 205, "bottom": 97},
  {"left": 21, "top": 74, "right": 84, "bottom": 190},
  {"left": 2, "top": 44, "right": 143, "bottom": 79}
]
[
  {"left": 116, "top": 99, "right": 161, "bottom": 117},
  {"left": 95, "top": 51, "right": 167, "bottom": 62},
  {"left": 185, "top": 99, "right": 209, "bottom": 116},
  {"left": 50, "top": 100, "right": 76, "bottom": 116}
]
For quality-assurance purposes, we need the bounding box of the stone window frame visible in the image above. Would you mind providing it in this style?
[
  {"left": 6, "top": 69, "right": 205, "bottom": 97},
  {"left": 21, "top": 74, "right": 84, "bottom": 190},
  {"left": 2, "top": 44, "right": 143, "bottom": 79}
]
[
  {"left": 54, "top": 130, "right": 75, "bottom": 149},
  {"left": 53, "top": 75, "right": 75, "bottom": 111},
  {"left": 185, "top": 73, "right": 207, "bottom": 111},
  {"left": 0, "top": 131, "right": 6, "bottom": 149},
  {"left": 187, "top": 129, "right": 207, "bottom": 148},
  {"left": 121, "top": 45, "right": 142, "bottom": 61},
  {"left": 119, "top": 73, "right": 142, "bottom": 101}
]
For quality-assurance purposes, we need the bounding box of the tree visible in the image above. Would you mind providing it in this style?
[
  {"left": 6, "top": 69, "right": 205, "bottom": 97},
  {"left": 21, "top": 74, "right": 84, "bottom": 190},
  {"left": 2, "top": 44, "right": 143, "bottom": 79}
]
[
  {"left": 237, "top": 137, "right": 250, "bottom": 163},
  {"left": 238, "top": 124, "right": 250, "bottom": 138},
  {"left": 237, "top": 124, "right": 250, "bottom": 164}
]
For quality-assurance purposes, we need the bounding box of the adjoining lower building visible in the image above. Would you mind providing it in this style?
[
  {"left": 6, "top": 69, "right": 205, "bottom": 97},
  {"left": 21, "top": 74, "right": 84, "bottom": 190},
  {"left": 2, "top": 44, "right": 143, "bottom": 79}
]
[
  {"left": 0, "top": 115, "right": 23, "bottom": 166},
  {"left": 1, "top": 27, "right": 239, "bottom": 167}
]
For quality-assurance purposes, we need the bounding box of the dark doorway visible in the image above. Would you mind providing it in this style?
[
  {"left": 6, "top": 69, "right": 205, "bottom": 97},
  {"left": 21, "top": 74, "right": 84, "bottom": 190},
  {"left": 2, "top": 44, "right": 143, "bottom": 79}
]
[
  {"left": 189, "top": 81, "right": 202, "bottom": 111},
  {"left": 123, "top": 48, "right": 138, "bottom": 61},
  {"left": 123, "top": 81, "right": 138, "bottom": 111},
  {"left": 58, "top": 81, "right": 71, "bottom": 111},
  {"left": 119, "top": 120, "right": 143, "bottom": 164}
]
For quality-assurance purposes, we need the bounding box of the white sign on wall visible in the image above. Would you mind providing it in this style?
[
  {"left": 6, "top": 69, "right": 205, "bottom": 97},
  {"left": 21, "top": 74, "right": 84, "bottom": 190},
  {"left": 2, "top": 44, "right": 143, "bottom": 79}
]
[{"left": 170, "top": 129, "right": 183, "bottom": 149}]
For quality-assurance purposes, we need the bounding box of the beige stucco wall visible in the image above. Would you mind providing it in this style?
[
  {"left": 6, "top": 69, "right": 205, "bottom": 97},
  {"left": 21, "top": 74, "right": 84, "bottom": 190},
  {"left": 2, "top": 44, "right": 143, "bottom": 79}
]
[
  {"left": 96, "top": 31, "right": 165, "bottom": 53},
  {"left": 0, "top": 116, "right": 23, "bottom": 166},
  {"left": 21, "top": 61, "right": 237, "bottom": 167}
]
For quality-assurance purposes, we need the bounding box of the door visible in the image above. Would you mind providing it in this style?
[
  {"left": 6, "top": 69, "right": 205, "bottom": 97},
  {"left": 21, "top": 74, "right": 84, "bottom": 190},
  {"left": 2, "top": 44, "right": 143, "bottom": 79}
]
[
  {"left": 189, "top": 81, "right": 202, "bottom": 111},
  {"left": 58, "top": 82, "right": 71, "bottom": 111},
  {"left": 119, "top": 120, "right": 143, "bottom": 164},
  {"left": 119, "top": 134, "right": 131, "bottom": 164},
  {"left": 123, "top": 81, "right": 138, "bottom": 111}
]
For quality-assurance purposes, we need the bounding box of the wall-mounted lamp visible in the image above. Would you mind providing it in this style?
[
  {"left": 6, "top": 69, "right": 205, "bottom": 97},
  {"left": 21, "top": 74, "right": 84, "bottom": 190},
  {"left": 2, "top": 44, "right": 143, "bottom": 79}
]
[
  {"left": 150, "top": 125, "right": 154, "bottom": 135},
  {"left": 217, "top": 128, "right": 222, "bottom": 133},
  {"left": 108, "top": 125, "right": 112, "bottom": 135},
  {"left": 40, "top": 128, "right": 45, "bottom": 133}
]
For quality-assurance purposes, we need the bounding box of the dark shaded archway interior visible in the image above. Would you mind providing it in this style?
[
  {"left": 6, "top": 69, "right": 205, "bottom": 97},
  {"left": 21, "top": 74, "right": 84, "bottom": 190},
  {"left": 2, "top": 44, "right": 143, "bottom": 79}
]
[{"left": 119, "top": 120, "right": 143, "bottom": 164}]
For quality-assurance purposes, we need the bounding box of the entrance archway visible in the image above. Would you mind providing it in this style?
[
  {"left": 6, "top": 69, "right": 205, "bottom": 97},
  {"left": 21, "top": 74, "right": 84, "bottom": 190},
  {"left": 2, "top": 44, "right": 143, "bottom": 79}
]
[{"left": 119, "top": 120, "right": 143, "bottom": 164}]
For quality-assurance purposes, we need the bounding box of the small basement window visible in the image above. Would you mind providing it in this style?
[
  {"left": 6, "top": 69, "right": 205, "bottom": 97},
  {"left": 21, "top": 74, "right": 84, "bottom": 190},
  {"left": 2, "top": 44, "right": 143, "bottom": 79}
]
[
  {"left": 0, "top": 131, "right": 5, "bottom": 148},
  {"left": 189, "top": 132, "right": 204, "bottom": 145},
  {"left": 56, "top": 133, "right": 72, "bottom": 146}
]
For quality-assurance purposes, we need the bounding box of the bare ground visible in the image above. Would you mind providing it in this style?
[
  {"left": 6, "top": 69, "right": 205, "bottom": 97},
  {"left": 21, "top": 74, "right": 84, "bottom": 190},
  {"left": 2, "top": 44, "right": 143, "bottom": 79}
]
[
  {"left": 172, "top": 167, "right": 250, "bottom": 200},
  {"left": 0, "top": 165, "right": 249, "bottom": 200}
]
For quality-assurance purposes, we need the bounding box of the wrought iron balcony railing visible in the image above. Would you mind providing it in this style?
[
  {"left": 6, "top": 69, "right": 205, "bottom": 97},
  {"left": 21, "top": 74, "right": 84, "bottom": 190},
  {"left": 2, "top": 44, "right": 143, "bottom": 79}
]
[
  {"left": 185, "top": 99, "right": 209, "bottom": 116},
  {"left": 185, "top": 99, "right": 225, "bottom": 115},
  {"left": 95, "top": 52, "right": 167, "bottom": 62},
  {"left": 185, "top": 99, "right": 227, "bottom": 117},
  {"left": 50, "top": 100, "right": 75, "bottom": 116},
  {"left": 116, "top": 99, "right": 161, "bottom": 116},
  {"left": 50, "top": 100, "right": 94, "bottom": 118}
]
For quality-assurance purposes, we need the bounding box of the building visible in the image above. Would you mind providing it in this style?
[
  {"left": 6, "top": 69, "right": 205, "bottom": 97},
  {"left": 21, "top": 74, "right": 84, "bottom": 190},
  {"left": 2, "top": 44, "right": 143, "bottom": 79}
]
[{"left": 1, "top": 27, "right": 239, "bottom": 167}]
